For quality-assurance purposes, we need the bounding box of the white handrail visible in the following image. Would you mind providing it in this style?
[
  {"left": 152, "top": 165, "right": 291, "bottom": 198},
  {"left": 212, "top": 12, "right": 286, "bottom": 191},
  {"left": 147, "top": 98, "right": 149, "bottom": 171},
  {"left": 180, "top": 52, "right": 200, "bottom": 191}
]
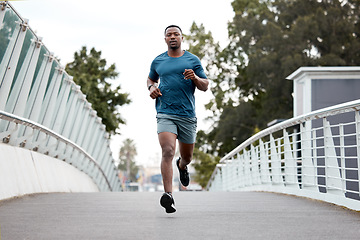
[
  {"left": 219, "top": 99, "right": 360, "bottom": 163},
  {"left": 0, "top": 110, "right": 113, "bottom": 191},
  {"left": 206, "top": 99, "right": 360, "bottom": 211},
  {"left": 0, "top": 2, "right": 120, "bottom": 192}
]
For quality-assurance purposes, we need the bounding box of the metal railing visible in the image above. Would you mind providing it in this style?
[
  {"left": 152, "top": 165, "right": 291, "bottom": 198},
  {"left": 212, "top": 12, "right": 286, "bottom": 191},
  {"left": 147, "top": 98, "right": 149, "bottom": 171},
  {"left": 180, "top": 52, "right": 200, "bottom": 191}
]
[
  {"left": 206, "top": 99, "right": 360, "bottom": 210},
  {"left": 0, "top": 1, "right": 121, "bottom": 191}
]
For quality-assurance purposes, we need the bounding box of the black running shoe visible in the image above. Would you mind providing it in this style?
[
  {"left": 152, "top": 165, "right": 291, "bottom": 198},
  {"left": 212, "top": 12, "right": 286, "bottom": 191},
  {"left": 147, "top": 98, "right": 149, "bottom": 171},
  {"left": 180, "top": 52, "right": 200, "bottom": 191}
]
[
  {"left": 160, "top": 193, "right": 176, "bottom": 213},
  {"left": 176, "top": 157, "right": 190, "bottom": 187}
]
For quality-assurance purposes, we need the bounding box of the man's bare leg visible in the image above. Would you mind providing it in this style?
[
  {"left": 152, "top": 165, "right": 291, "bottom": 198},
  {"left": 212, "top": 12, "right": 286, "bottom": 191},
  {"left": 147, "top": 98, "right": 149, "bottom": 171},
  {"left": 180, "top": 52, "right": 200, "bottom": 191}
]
[
  {"left": 178, "top": 141, "right": 195, "bottom": 169},
  {"left": 158, "top": 132, "right": 177, "bottom": 193}
]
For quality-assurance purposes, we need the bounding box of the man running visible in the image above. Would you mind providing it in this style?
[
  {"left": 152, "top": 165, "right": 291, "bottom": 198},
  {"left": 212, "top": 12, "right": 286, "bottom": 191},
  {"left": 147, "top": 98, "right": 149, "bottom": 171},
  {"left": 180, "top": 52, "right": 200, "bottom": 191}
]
[{"left": 147, "top": 25, "right": 209, "bottom": 213}]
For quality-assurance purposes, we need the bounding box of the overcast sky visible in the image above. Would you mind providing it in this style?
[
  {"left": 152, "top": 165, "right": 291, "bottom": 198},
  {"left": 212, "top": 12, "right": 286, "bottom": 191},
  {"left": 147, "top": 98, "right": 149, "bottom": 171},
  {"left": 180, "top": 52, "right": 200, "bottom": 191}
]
[{"left": 10, "top": 0, "right": 234, "bottom": 167}]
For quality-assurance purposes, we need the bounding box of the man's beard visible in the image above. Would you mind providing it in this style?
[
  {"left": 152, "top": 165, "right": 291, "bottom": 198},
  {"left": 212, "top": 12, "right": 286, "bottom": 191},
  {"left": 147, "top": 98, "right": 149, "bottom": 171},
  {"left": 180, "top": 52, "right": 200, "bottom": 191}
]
[{"left": 169, "top": 45, "right": 180, "bottom": 50}]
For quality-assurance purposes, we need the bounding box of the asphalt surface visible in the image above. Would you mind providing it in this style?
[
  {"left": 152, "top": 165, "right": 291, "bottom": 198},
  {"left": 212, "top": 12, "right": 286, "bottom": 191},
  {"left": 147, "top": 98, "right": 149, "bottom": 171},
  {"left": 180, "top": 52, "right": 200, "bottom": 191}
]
[{"left": 0, "top": 191, "right": 359, "bottom": 240}]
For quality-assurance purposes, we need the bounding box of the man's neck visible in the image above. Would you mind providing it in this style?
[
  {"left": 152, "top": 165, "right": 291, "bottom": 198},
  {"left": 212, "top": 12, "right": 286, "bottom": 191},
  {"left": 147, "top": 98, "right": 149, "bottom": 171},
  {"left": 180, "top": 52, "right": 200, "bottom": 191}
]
[{"left": 168, "top": 48, "right": 184, "bottom": 58}]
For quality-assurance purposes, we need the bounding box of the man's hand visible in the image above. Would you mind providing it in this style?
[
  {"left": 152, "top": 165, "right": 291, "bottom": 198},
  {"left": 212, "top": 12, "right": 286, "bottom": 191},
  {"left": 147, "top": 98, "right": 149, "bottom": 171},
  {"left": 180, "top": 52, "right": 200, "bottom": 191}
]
[
  {"left": 149, "top": 86, "right": 162, "bottom": 99},
  {"left": 183, "top": 69, "right": 209, "bottom": 91},
  {"left": 183, "top": 69, "right": 197, "bottom": 81}
]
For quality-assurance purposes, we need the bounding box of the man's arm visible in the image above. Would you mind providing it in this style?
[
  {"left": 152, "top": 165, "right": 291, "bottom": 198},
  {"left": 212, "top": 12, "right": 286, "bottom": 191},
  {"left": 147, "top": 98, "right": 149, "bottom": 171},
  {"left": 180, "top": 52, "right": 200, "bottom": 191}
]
[
  {"left": 183, "top": 69, "right": 209, "bottom": 92},
  {"left": 147, "top": 77, "right": 162, "bottom": 99}
]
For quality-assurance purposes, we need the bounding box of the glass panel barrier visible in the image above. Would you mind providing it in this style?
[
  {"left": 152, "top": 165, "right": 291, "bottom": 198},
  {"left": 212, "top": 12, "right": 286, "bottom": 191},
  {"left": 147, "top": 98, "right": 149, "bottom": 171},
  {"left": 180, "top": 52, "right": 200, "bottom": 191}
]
[
  {"left": 29, "top": 46, "right": 48, "bottom": 95},
  {"left": 0, "top": 2, "right": 120, "bottom": 192},
  {"left": 0, "top": 6, "right": 21, "bottom": 83},
  {"left": 6, "top": 29, "right": 37, "bottom": 113}
]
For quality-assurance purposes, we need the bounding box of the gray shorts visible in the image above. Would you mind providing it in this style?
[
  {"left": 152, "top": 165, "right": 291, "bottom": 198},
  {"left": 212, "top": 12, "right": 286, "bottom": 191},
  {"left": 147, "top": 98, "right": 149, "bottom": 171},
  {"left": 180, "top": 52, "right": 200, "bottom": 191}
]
[{"left": 157, "top": 114, "right": 197, "bottom": 144}]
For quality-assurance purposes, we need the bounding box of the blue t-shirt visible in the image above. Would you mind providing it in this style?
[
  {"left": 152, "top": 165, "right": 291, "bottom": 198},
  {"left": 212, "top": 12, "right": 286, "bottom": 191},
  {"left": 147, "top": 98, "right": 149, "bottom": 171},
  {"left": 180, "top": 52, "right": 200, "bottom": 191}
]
[{"left": 148, "top": 51, "right": 207, "bottom": 118}]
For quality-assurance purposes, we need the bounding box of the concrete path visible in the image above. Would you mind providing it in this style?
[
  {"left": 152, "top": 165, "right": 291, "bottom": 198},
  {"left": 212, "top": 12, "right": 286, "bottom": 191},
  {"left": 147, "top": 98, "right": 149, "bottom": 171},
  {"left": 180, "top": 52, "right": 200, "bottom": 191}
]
[{"left": 0, "top": 192, "right": 359, "bottom": 240}]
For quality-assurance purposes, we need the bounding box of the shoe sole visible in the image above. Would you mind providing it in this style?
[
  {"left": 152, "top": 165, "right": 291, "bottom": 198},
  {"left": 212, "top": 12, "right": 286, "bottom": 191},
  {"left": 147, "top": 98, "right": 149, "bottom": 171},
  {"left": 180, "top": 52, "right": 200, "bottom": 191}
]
[{"left": 160, "top": 195, "right": 176, "bottom": 213}]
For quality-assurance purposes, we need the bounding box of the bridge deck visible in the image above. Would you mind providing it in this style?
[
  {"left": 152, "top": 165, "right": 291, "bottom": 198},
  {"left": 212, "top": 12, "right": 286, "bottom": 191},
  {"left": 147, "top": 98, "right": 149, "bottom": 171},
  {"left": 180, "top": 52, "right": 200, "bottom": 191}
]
[{"left": 0, "top": 192, "right": 359, "bottom": 239}]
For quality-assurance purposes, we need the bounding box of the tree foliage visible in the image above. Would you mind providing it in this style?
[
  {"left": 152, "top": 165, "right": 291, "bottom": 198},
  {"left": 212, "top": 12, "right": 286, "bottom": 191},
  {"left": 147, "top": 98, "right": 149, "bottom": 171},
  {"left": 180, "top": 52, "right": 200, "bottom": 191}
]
[
  {"left": 192, "top": 147, "right": 220, "bottom": 188},
  {"left": 185, "top": 0, "right": 360, "bottom": 182},
  {"left": 118, "top": 138, "right": 138, "bottom": 182},
  {"left": 65, "top": 46, "right": 131, "bottom": 136}
]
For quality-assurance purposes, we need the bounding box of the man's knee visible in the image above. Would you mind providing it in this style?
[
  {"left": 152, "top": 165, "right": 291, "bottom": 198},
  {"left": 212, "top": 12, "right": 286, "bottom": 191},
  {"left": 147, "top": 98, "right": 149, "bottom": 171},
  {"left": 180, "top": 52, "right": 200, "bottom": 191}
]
[{"left": 162, "top": 144, "right": 175, "bottom": 160}]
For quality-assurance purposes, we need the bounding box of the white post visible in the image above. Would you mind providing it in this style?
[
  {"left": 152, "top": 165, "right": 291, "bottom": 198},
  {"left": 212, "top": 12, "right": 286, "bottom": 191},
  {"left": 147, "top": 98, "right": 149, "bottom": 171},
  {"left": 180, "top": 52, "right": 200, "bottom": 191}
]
[
  {"left": 355, "top": 110, "right": 360, "bottom": 197},
  {"left": 229, "top": 157, "right": 236, "bottom": 190},
  {"left": 62, "top": 96, "right": 87, "bottom": 158},
  {"left": 0, "top": 19, "right": 27, "bottom": 111},
  {"left": 4, "top": 36, "right": 37, "bottom": 114},
  {"left": 339, "top": 124, "right": 346, "bottom": 193},
  {"left": 237, "top": 153, "right": 245, "bottom": 189},
  {"left": 259, "top": 139, "right": 271, "bottom": 184},
  {"left": 243, "top": 149, "right": 252, "bottom": 186},
  {"left": 283, "top": 129, "right": 298, "bottom": 187},
  {"left": 38, "top": 67, "right": 63, "bottom": 127},
  {"left": 251, "top": 145, "right": 261, "bottom": 185},
  {"left": 89, "top": 120, "right": 105, "bottom": 157},
  {"left": 300, "top": 122, "right": 317, "bottom": 190},
  {"left": 270, "top": 134, "right": 282, "bottom": 185},
  {"left": 73, "top": 102, "right": 92, "bottom": 146},
  {"left": 56, "top": 86, "right": 81, "bottom": 158},
  {"left": 8, "top": 38, "right": 42, "bottom": 145},
  {"left": 22, "top": 52, "right": 52, "bottom": 120},
  {"left": 93, "top": 132, "right": 108, "bottom": 163},
  {"left": 47, "top": 76, "right": 72, "bottom": 154},
  {"left": 79, "top": 110, "right": 97, "bottom": 151},
  {"left": 49, "top": 76, "right": 72, "bottom": 131},
  {"left": 23, "top": 53, "right": 54, "bottom": 149},
  {"left": 35, "top": 67, "right": 63, "bottom": 152},
  {"left": 85, "top": 119, "right": 102, "bottom": 156},
  {"left": 323, "top": 118, "right": 343, "bottom": 195}
]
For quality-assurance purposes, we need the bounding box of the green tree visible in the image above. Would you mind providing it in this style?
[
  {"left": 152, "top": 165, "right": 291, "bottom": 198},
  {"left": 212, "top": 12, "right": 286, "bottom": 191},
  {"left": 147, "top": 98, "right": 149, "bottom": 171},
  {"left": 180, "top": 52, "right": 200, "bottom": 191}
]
[
  {"left": 65, "top": 46, "right": 131, "bottom": 136},
  {"left": 192, "top": 147, "right": 220, "bottom": 188},
  {"left": 118, "top": 138, "right": 138, "bottom": 182},
  {"left": 195, "top": 0, "right": 360, "bottom": 156},
  {"left": 184, "top": 23, "right": 223, "bottom": 185},
  {"left": 185, "top": 0, "right": 360, "bottom": 182}
]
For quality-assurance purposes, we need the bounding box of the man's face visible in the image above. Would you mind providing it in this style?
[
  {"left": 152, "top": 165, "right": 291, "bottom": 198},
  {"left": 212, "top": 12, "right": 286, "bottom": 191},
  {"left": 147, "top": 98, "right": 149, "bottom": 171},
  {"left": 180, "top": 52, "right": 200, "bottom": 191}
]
[{"left": 164, "top": 27, "right": 183, "bottom": 50}]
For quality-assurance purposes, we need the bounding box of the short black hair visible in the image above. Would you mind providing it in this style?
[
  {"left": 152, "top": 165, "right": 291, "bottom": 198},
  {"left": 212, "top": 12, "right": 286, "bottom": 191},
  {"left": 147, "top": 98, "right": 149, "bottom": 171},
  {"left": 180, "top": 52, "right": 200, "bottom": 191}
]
[{"left": 164, "top": 25, "right": 182, "bottom": 35}]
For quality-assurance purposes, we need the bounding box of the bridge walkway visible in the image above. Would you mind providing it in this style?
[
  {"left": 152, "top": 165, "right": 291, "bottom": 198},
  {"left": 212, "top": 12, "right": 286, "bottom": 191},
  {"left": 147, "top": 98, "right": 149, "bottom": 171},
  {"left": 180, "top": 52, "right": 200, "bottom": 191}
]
[{"left": 0, "top": 192, "right": 359, "bottom": 239}]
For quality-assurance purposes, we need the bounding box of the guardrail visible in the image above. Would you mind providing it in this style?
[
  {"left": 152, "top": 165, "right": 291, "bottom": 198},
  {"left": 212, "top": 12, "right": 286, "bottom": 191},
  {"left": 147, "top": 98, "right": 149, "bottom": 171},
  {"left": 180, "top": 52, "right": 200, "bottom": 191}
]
[
  {"left": 0, "top": 1, "right": 121, "bottom": 191},
  {"left": 206, "top": 99, "right": 360, "bottom": 211}
]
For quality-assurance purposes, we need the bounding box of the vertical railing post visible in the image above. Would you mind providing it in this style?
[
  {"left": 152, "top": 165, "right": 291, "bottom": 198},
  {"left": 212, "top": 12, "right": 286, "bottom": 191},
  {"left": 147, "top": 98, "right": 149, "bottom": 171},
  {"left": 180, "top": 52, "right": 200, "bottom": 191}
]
[
  {"left": 260, "top": 139, "right": 271, "bottom": 184},
  {"left": 323, "top": 118, "right": 343, "bottom": 195},
  {"left": 355, "top": 110, "right": 360, "bottom": 197},
  {"left": 4, "top": 36, "right": 38, "bottom": 116},
  {"left": 283, "top": 130, "right": 298, "bottom": 187},
  {"left": 57, "top": 86, "right": 81, "bottom": 158},
  {"left": 35, "top": 67, "right": 63, "bottom": 152},
  {"left": 270, "top": 134, "right": 282, "bottom": 185},
  {"left": 89, "top": 121, "right": 106, "bottom": 157},
  {"left": 229, "top": 157, "right": 236, "bottom": 190},
  {"left": 47, "top": 76, "right": 72, "bottom": 155},
  {"left": 8, "top": 33, "right": 40, "bottom": 143},
  {"left": 251, "top": 145, "right": 261, "bottom": 185},
  {"left": 1, "top": 35, "right": 39, "bottom": 139},
  {"left": 300, "top": 122, "right": 317, "bottom": 190},
  {"left": 23, "top": 53, "right": 54, "bottom": 149},
  {"left": 243, "top": 149, "right": 252, "bottom": 186},
  {"left": 237, "top": 153, "right": 245, "bottom": 189},
  {"left": 339, "top": 124, "right": 346, "bottom": 193},
  {"left": 0, "top": 19, "right": 27, "bottom": 111},
  {"left": 222, "top": 161, "right": 228, "bottom": 191}
]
